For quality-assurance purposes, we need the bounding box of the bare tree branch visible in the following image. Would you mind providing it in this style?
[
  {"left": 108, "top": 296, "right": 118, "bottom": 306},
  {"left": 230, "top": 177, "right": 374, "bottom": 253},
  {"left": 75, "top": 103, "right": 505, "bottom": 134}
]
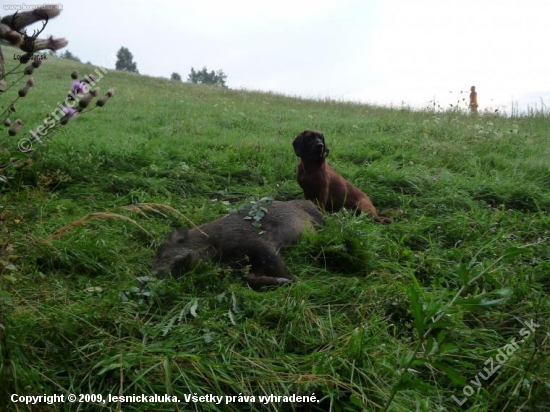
[{"left": 0, "top": 5, "right": 67, "bottom": 90}]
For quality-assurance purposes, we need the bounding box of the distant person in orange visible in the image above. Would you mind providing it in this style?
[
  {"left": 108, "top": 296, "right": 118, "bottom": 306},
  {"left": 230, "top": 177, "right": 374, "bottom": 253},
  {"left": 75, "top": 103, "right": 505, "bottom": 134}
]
[{"left": 469, "top": 86, "right": 478, "bottom": 114}]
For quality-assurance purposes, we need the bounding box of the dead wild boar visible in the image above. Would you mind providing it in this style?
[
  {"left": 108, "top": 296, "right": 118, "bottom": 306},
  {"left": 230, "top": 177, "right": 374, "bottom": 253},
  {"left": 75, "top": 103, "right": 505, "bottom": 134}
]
[{"left": 151, "top": 200, "right": 325, "bottom": 289}]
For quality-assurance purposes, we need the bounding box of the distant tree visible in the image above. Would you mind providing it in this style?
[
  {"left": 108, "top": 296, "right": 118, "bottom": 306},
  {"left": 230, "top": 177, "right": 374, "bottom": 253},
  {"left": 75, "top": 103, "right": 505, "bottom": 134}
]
[
  {"left": 60, "top": 50, "right": 81, "bottom": 62},
  {"left": 171, "top": 72, "right": 182, "bottom": 81},
  {"left": 115, "top": 47, "right": 138, "bottom": 73},
  {"left": 187, "top": 66, "right": 227, "bottom": 87}
]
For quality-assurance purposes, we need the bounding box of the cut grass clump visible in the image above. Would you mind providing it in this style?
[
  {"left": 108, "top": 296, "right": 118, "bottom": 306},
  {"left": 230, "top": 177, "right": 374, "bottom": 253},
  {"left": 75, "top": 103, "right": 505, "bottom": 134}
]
[{"left": 470, "top": 181, "right": 550, "bottom": 212}]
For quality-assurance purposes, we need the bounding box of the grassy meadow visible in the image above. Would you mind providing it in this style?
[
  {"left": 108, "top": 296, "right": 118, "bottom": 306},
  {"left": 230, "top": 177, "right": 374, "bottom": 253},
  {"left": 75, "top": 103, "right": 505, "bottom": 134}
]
[{"left": 1, "top": 46, "right": 549, "bottom": 411}]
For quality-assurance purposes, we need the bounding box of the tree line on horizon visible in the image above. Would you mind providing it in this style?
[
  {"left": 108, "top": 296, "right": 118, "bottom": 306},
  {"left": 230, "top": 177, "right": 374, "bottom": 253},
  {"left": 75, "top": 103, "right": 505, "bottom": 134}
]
[{"left": 55, "top": 46, "right": 227, "bottom": 87}]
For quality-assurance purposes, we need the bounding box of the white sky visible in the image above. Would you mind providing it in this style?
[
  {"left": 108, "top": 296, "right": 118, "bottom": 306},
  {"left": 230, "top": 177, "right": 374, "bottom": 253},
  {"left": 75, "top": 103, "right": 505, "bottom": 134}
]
[{"left": 6, "top": 0, "right": 550, "bottom": 113}]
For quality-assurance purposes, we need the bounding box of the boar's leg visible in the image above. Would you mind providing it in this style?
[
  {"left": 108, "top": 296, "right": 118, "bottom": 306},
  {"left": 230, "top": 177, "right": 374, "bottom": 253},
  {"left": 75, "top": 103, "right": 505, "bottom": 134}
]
[
  {"left": 230, "top": 243, "right": 296, "bottom": 289},
  {"left": 244, "top": 273, "right": 294, "bottom": 290}
]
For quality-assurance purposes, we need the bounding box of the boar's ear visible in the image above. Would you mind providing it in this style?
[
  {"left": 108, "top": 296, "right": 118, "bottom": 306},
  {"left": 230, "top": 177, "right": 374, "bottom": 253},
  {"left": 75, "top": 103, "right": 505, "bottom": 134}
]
[
  {"left": 293, "top": 133, "right": 305, "bottom": 157},
  {"left": 167, "top": 227, "right": 188, "bottom": 244},
  {"left": 170, "top": 254, "right": 194, "bottom": 277}
]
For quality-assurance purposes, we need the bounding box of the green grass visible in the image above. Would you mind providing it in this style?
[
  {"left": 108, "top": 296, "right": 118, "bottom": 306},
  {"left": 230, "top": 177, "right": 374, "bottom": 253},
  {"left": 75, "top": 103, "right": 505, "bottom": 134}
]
[{"left": 1, "top": 46, "right": 549, "bottom": 411}]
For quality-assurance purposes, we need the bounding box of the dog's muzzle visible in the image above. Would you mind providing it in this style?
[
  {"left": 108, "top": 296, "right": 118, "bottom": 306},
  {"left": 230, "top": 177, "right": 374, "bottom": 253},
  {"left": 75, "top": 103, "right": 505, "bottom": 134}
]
[{"left": 317, "top": 144, "right": 329, "bottom": 159}]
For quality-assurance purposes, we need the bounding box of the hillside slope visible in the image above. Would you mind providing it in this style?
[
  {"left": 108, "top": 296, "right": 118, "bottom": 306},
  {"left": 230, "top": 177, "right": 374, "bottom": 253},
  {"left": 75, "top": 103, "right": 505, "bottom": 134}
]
[{"left": 1, "top": 46, "right": 549, "bottom": 411}]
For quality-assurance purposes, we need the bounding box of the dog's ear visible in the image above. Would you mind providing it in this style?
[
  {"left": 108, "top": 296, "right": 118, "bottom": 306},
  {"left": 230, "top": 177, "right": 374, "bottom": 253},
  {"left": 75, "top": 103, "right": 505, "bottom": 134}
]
[
  {"left": 318, "top": 132, "right": 325, "bottom": 144},
  {"left": 292, "top": 133, "right": 305, "bottom": 157}
]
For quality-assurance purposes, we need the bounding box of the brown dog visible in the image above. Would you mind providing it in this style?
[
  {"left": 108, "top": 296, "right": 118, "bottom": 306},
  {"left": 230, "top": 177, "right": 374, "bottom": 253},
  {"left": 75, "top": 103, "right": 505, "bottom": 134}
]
[{"left": 293, "top": 130, "right": 390, "bottom": 223}]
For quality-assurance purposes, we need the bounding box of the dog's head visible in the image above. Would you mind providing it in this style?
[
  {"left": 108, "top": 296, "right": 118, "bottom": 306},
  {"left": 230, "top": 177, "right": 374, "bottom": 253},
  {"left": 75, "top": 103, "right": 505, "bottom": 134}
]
[{"left": 292, "top": 130, "right": 330, "bottom": 160}]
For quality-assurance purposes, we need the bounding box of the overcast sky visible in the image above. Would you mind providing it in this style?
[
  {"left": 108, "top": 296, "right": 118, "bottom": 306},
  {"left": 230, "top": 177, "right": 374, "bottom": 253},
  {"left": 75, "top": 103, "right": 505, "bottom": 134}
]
[{"left": 8, "top": 0, "right": 550, "bottom": 113}]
